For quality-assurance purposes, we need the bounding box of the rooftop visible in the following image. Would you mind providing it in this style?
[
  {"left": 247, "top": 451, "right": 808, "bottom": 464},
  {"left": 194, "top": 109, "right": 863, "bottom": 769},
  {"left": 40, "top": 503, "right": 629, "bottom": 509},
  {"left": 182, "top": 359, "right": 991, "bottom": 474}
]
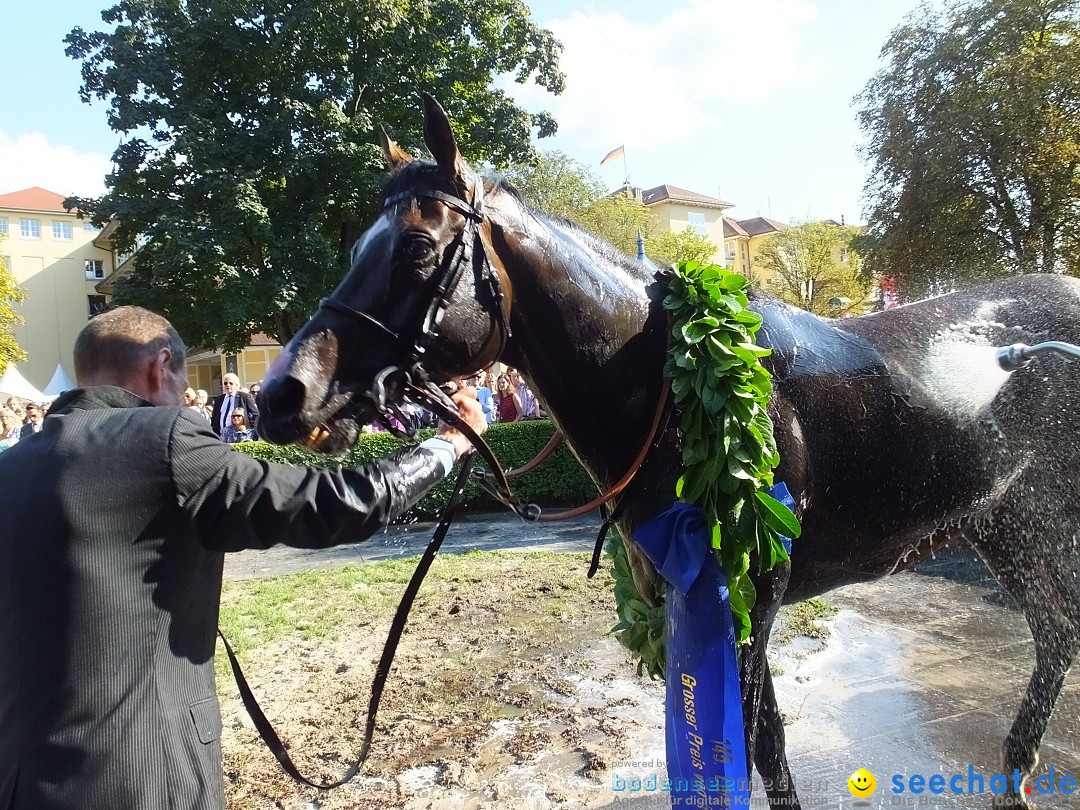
[
  {"left": 640, "top": 184, "right": 733, "bottom": 210},
  {"left": 0, "top": 187, "right": 72, "bottom": 214},
  {"left": 723, "top": 216, "right": 789, "bottom": 238}
]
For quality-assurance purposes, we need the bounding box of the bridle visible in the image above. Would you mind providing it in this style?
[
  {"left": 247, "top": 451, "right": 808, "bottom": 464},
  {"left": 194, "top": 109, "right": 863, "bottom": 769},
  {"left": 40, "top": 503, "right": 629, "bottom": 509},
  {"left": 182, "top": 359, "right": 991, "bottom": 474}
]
[
  {"left": 317, "top": 177, "right": 671, "bottom": 523},
  {"left": 225, "top": 173, "right": 672, "bottom": 792},
  {"left": 316, "top": 178, "right": 523, "bottom": 511},
  {"left": 317, "top": 184, "right": 511, "bottom": 372}
]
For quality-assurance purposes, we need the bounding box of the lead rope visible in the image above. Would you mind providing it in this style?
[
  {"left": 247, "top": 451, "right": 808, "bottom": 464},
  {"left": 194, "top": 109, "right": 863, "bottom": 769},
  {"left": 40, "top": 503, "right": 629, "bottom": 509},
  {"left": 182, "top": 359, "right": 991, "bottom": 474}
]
[{"left": 218, "top": 455, "right": 476, "bottom": 789}]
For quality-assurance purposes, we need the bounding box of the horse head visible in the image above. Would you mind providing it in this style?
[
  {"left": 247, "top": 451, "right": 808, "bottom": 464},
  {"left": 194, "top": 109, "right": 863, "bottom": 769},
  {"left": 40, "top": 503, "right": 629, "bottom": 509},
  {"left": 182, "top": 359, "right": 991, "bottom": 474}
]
[{"left": 257, "top": 94, "right": 511, "bottom": 451}]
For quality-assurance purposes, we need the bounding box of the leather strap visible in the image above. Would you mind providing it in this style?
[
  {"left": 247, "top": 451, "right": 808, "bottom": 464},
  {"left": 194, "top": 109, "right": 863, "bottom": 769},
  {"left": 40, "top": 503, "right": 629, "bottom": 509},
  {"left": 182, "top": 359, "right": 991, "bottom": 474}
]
[{"left": 219, "top": 455, "right": 476, "bottom": 789}]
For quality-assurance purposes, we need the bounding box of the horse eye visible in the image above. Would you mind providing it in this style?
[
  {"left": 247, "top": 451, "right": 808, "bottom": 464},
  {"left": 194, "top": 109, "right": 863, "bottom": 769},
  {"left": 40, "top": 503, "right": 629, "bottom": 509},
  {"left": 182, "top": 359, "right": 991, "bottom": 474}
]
[{"left": 402, "top": 235, "right": 434, "bottom": 261}]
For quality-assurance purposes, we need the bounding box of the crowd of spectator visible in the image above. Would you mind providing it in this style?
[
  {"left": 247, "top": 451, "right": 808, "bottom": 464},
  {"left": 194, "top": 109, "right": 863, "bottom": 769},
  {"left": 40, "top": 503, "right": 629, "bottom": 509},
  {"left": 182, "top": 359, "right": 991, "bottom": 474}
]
[
  {"left": 0, "top": 364, "right": 542, "bottom": 452},
  {"left": 363, "top": 366, "right": 543, "bottom": 433},
  {"left": 1, "top": 396, "right": 52, "bottom": 452}
]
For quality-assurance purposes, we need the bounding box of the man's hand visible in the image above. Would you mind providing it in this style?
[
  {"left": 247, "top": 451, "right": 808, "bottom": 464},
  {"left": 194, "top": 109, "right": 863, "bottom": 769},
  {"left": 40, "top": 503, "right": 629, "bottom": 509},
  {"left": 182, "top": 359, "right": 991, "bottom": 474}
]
[{"left": 436, "top": 387, "right": 487, "bottom": 459}]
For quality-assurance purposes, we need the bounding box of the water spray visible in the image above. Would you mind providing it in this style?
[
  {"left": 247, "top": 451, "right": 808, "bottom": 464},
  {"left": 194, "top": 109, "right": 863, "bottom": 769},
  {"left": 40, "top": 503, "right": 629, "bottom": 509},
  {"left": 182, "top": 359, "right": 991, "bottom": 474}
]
[{"left": 996, "top": 341, "right": 1080, "bottom": 372}]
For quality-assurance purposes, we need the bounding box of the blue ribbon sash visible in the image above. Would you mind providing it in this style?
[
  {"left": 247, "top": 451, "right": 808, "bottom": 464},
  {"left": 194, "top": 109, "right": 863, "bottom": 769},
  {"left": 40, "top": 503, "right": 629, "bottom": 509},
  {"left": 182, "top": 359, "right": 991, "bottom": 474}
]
[
  {"left": 634, "top": 502, "right": 750, "bottom": 808},
  {"left": 766, "top": 481, "right": 796, "bottom": 554}
]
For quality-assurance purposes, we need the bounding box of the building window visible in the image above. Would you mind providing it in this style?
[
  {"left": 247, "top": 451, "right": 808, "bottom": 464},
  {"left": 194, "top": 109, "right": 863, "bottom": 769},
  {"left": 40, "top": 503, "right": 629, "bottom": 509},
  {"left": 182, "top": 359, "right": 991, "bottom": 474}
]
[
  {"left": 83, "top": 222, "right": 99, "bottom": 232},
  {"left": 20, "top": 219, "right": 41, "bottom": 239},
  {"left": 0, "top": 217, "right": 7, "bottom": 234},
  {"left": 87, "top": 295, "right": 109, "bottom": 318},
  {"left": 687, "top": 212, "right": 706, "bottom": 236},
  {"left": 52, "top": 221, "right": 73, "bottom": 240},
  {"left": 85, "top": 259, "right": 105, "bottom": 280},
  {"left": 724, "top": 244, "right": 736, "bottom": 265}
]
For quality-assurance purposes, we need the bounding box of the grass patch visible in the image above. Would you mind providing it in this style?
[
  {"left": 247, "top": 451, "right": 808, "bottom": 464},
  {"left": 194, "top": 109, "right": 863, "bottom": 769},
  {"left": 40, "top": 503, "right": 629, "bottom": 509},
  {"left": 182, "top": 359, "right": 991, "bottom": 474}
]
[
  {"left": 773, "top": 597, "right": 839, "bottom": 644},
  {"left": 215, "top": 550, "right": 611, "bottom": 683}
]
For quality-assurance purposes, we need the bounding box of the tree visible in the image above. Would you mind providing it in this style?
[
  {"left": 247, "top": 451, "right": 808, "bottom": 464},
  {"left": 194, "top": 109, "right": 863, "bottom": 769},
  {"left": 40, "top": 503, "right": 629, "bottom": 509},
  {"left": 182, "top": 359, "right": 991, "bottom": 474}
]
[
  {"left": 499, "top": 150, "right": 607, "bottom": 220},
  {"left": 857, "top": 0, "right": 1080, "bottom": 299},
  {"left": 0, "top": 240, "right": 28, "bottom": 376},
  {"left": 575, "top": 191, "right": 653, "bottom": 257},
  {"left": 500, "top": 155, "right": 653, "bottom": 256},
  {"left": 65, "top": 0, "right": 563, "bottom": 352},
  {"left": 647, "top": 226, "right": 717, "bottom": 267},
  {"left": 755, "top": 222, "right": 872, "bottom": 315}
]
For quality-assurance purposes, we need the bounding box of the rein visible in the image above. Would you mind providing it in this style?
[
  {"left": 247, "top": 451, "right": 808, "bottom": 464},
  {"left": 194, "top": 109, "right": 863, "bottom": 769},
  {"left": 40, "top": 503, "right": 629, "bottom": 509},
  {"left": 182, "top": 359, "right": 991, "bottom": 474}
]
[
  {"left": 317, "top": 179, "right": 670, "bottom": 525},
  {"left": 408, "top": 379, "right": 671, "bottom": 524},
  {"left": 219, "top": 456, "right": 477, "bottom": 790},
  {"left": 231, "top": 180, "right": 670, "bottom": 791}
]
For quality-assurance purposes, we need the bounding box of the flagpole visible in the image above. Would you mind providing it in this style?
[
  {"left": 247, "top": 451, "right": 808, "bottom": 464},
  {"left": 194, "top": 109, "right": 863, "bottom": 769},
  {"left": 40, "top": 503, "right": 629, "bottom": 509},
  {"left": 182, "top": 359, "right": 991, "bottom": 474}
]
[{"left": 623, "top": 148, "right": 630, "bottom": 186}]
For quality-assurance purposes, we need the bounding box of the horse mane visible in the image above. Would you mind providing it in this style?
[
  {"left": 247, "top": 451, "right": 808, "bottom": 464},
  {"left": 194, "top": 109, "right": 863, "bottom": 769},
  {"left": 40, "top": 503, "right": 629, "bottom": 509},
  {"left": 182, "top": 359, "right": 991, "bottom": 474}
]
[{"left": 381, "top": 161, "right": 654, "bottom": 285}]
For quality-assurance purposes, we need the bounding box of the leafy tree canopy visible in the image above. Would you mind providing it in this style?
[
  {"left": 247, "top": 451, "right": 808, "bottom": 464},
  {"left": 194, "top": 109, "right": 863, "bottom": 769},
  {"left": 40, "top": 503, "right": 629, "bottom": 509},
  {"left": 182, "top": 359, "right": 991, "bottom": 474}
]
[
  {"left": 0, "top": 241, "right": 28, "bottom": 376},
  {"left": 576, "top": 191, "right": 653, "bottom": 258},
  {"left": 857, "top": 0, "right": 1080, "bottom": 299},
  {"left": 498, "top": 150, "right": 607, "bottom": 221},
  {"left": 65, "top": 0, "right": 564, "bottom": 352},
  {"left": 500, "top": 154, "right": 654, "bottom": 257},
  {"left": 647, "top": 226, "right": 718, "bottom": 267},
  {"left": 755, "top": 222, "right": 872, "bottom": 316}
]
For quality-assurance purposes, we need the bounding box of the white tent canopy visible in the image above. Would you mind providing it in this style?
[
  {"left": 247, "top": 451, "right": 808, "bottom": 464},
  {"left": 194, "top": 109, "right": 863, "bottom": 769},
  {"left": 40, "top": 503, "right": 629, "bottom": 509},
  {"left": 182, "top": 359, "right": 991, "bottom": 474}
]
[
  {"left": 44, "top": 364, "right": 76, "bottom": 396},
  {"left": 0, "top": 364, "right": 51, "bottom": 403}
]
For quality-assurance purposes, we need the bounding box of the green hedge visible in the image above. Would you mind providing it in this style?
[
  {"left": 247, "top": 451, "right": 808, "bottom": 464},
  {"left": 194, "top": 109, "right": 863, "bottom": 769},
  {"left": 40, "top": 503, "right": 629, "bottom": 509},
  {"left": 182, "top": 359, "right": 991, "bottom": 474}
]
[{"left": 233, "top": 419, "right": 598, "bottom": 517}]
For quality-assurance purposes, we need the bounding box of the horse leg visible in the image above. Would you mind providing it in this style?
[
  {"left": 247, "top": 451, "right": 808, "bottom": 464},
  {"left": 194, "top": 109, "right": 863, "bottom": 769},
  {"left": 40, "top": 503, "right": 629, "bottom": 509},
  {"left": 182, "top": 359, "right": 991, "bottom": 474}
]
[
  {"left": 754, "top": 665, "right": 800, "bottom": 809},
  {"left": 968, "top": 495, "right": 1080, "bottom": 809},
  {"left": 740, "top": 561, "right": 799, "bottom": 810}
]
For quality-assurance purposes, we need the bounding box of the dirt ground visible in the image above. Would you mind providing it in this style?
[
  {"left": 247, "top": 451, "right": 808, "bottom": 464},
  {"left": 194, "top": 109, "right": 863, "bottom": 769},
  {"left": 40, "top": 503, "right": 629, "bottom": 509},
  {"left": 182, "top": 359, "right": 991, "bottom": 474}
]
[
  {"left": 217, "top": 550, "right": 835, "bottom": 810},
  {"left": 217, "top": 551, "right": 666, "bottom": 810}
]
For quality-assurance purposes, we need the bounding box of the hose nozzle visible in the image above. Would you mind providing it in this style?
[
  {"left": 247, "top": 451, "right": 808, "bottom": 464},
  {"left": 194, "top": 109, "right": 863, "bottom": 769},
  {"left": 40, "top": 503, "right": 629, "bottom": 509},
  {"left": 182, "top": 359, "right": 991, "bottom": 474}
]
[{"left": 996, "top": 341, "right": 1080, "bottom": 372}]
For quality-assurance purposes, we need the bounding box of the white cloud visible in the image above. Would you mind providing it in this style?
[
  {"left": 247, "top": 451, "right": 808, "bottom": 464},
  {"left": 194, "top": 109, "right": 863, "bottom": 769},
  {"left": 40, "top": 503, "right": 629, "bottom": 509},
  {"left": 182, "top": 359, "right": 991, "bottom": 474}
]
[
  {"left": 0, "top": 131, "right": 111, "bottom": 198},
  {"left": 505, "top": 0, "right": 819, "bottom": 151}
]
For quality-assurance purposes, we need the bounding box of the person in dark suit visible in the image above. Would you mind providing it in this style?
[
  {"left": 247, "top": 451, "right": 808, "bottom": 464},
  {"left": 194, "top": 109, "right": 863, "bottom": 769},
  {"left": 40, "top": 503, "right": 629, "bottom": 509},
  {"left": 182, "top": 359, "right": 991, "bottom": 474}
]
[
  {"left": 209, "top": 373, "right": 258, "bottom": 437},
  {"left": 0, "top": 306, "right": 484, "bottom": 810},
  {"left": 16, "top": 403, "right": 44, "bottom": 438}
]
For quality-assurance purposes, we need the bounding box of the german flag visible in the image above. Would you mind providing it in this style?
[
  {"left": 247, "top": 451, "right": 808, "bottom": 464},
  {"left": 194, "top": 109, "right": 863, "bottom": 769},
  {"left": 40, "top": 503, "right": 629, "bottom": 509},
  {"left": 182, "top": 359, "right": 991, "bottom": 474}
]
[{"left": 600, "top": 145, "right": 625, "bottom": 165}]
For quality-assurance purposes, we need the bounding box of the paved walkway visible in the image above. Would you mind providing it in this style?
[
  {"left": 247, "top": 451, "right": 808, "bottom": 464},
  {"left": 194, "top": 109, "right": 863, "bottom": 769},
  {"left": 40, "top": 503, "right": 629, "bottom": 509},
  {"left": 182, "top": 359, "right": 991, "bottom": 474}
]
[{"left": 223, "top": 509, "right": 602, "bottom": 581}]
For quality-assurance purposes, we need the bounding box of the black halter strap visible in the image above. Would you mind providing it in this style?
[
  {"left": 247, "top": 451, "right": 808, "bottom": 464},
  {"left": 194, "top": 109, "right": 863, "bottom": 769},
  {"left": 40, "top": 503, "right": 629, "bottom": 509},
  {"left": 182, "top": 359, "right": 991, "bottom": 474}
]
[
  {"left": 318, "top": 181, "right": 508, "bottom": 368},
  {"left": 225, "top": 184, "right": 520, "bottom": 790}
]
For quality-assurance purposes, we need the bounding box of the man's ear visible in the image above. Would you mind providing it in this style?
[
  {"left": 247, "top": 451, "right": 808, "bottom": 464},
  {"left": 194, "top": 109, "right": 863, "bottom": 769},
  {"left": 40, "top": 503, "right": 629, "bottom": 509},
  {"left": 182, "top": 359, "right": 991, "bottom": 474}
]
[{"left": 142, "top": 348, "right": 176, "bottom": 405}]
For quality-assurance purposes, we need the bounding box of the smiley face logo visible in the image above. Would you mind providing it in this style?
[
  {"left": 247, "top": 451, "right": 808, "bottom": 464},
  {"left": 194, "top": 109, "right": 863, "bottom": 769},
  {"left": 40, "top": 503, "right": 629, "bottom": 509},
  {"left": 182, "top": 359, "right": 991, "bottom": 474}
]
[{"left": 847, "top": 768, "right": 876, "bottom": 797}]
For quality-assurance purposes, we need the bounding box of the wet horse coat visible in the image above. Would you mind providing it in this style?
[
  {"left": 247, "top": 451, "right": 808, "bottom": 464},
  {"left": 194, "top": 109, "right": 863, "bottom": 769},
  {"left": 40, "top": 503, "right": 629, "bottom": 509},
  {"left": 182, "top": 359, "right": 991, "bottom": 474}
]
[{"left": 258, "top": 96, "right": 1080, "bottom": 809}]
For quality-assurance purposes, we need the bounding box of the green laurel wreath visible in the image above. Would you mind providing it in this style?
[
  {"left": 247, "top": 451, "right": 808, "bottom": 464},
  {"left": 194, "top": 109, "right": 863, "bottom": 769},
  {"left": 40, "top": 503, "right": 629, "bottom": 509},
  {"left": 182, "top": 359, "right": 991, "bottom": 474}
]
[{"left": 611, "top": 261, "right": 801, "bottom": 679}]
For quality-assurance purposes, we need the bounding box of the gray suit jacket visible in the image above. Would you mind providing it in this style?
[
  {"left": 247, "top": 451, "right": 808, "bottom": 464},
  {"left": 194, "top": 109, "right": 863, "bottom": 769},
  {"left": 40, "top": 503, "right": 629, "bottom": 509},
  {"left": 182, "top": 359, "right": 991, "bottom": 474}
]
[{"left": 0, "top": 386, "right": 445, "bottom": 810}]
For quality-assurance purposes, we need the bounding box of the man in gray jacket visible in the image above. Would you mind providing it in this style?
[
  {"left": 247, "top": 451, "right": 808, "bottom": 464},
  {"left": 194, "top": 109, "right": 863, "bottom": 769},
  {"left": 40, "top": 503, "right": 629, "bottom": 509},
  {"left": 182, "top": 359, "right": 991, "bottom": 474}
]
[{"left": 0, "top": 306, "right": 484, "bottom": 810}]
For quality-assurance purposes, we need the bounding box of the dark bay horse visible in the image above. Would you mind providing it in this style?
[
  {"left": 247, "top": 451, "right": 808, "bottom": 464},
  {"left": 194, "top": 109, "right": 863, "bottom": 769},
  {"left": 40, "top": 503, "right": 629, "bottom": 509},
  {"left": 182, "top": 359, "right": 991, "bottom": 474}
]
[{"left": 257, "top": 95, "right": 1080, "bottom": 809}]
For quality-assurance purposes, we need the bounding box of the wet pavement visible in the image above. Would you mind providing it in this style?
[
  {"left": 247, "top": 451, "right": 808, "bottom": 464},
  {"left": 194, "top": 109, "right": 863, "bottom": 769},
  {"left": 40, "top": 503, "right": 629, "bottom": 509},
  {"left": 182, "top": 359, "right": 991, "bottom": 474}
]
[
  {"left": 601, "top": 545, "right": 1080, "bottom": 810},
  {"left": 223, "top": 509, "right": 602, "bottom": 581},
  {"left": 224, "top": 515, "right": 1079, "bottom": 809}
]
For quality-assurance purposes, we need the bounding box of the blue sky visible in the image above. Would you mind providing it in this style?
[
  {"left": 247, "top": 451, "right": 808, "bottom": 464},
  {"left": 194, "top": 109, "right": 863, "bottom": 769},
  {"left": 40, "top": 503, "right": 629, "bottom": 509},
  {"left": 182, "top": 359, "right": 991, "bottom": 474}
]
[{"left": 2, "top": 0, "right": 928, "bottom": 225}]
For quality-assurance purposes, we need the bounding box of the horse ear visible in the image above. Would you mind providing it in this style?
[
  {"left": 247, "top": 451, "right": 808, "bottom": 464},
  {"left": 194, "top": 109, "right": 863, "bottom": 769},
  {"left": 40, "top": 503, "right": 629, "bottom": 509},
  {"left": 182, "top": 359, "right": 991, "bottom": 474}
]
[
  {"left": 421, "top": 92, "right": 472, "bottom": 197},
  {"left": 379, "top": 126, "right": 412, "bottom": 170}
]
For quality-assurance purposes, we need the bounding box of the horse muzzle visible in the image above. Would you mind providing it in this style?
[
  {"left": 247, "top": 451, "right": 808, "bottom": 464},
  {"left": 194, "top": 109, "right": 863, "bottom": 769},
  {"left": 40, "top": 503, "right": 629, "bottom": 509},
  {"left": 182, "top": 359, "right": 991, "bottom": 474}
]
[{"left": 257, "top": 331, "right": 367, "bottom": 452}]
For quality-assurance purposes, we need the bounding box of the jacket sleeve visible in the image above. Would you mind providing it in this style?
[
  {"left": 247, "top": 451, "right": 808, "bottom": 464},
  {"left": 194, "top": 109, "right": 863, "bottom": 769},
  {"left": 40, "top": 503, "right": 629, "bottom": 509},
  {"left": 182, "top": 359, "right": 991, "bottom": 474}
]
[{"left": 167, "top": 411, "right": 447, "bottom": 552}]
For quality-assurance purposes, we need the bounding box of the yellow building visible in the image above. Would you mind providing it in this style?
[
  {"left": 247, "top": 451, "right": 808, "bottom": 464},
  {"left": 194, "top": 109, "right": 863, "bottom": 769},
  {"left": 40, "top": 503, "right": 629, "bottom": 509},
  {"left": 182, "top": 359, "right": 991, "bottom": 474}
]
[
  {"left": 0, "top": 185, "right": 279, "bottom": 397},
  {"left": 722, "top": 216, "right": 789, "bottom": 289},
  {"left": 641, "top": 185, "right": 732, "bottom": 265},
  {"left": 95, "top": 246, "right": 282, "bottom": 395},
  {"left": 0, "top": 187, "right": 114, "bottom": 390}
]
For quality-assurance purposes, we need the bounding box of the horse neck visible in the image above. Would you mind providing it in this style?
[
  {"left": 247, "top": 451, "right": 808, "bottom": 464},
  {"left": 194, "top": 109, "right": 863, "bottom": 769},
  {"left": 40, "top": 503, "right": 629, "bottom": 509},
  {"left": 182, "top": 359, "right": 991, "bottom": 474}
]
[{"left": 488, "top": 199, "right": 670, "bottom": 485}]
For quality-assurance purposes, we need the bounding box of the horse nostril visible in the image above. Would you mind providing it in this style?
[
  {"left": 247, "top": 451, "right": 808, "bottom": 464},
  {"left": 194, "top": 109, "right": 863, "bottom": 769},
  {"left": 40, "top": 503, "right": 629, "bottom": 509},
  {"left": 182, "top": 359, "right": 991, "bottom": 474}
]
[
  {"left": 261, "top": 375, "right": 308, "bottom": 416},
  {"left": 257, "top": 375, "right": 311, "bottom": 440}
]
